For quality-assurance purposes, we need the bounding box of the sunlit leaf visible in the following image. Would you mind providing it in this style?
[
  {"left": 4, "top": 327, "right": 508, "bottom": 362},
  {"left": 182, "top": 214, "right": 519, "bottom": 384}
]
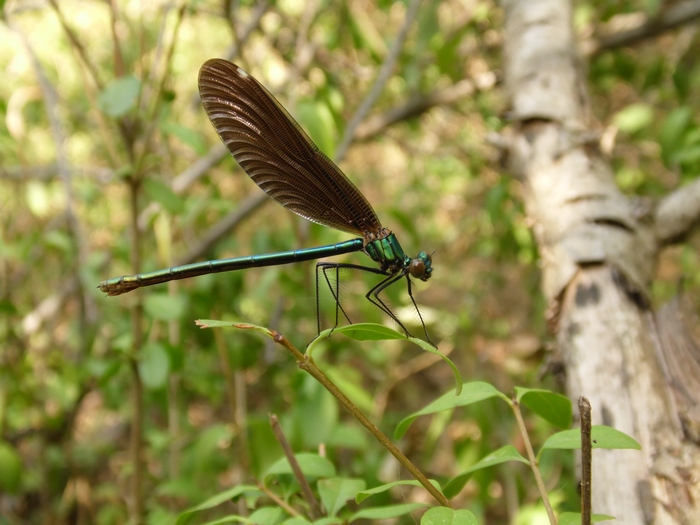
[
  {"left": 539, "top": 425, "right": 641, "bottom": 459},
  {"left": 443, "top": 445, "right": 528, "bottom": 498},
  {"left": 175, "top": 485, "right": 260, "bottom": 524},
  {"left": 264, "top": 453, "right": 336, "bottom": 481},
  {"left": 138, "top": 343, "right": 170, "bottom": 390},
  {"left": 318, "top": 477, "right": 366, "bottom": 517},
  {"left": 659, "top": 107, "right": 693, "bottom": 164},
  {"left": 420, "top": 507, "right": 478, "bottom": 525},
  {"left": 396, "top": 382, "right": 508, "bottom": 439},
  {"left": 161, "top": 120, "right": 207, "bottom": 155},
  {"left": 356, "top": 479, "right": 442, "bottom": 503},
  {"left": 248, "top": 507, "right": 285, "bottom": 525},
  {"left": 515, "top": 387, "right": 572, "bottom": 428},
  {"left": 143, "top": 179, "right": 184, "bottom": 214},
  {"left": 349, "top": 503, "right": 430, "bottom": 521},
  {"left": 144, "top": 293, "right": 187, "bottom": 321},
  {"left": 98, "top": 75, "right": 141, "bottom": 117},
  {"left": 297, "top": 100, "right": 337, "bottom": 157},
  {"left": 613, "top": 103, "right": 653, "bottom": 134}
]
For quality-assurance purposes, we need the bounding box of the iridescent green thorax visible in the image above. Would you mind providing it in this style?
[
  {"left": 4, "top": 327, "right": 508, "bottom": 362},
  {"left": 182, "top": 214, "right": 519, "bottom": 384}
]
[{"left": 365, "top": 233, "right": 433, "bottom": 282}]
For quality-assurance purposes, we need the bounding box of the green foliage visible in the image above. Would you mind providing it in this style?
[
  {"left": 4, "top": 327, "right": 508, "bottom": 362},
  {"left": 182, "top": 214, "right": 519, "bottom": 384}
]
[
  {"left": 1, "top": 0, "right": 695, "bottom": 524},
  {"left": 0, "top": 441, "right": 22, "bottom": 493},
  {"left": 98, "top": 75, "right": 142, "bottom": 117},
  {"left": 421, "top": 507, "right": 479, "bottom": 525},
  {"left": 164, "top": 335, "right": 639, "bottom": 524}
]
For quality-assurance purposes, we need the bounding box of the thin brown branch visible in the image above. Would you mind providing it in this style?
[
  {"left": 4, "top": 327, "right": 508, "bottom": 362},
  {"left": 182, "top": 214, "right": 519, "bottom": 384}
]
[
  {"left": 270, "top": 332, "right": 451, "bottom": 508},
  {"left": 579, "top": 397, "right": 592, "bottom": 525},
  {"left": 214, "top": 326, "right": 244, "bottom": 461},
  {"left": 0, "top": 164, "right": 114, "bottom": 182},
  {"left": 108, "top": 0, "right": 126, "bottom": 77},
  {"left": 354, "top": 79, "right": 477, "bottom": 142},
  {"left": 654, "top": 176, "right": 700, "bottom": 246},
  {"left": 256, "top": 480, "right": 300, "bottom": 517},
  {"left": 127, "top": 169, "right": 145, "bottom": 524},
  {"left": 224, "top": 0, "right": 244, "bottom": 61},
  {"left": 269, "top": 414, "right": 323, "bottom": 519},
  {"left": 47, "top": 0, "right": 103, "bottom": 89},
  {"left": 224, "top": 0, "right": 270, "bottom": 66},
  {"left": 234, "top": 369, "right": 249, "bottom": 485},
  {"left": 133, "top": 4, "right": 188, "bottom": 177},
  {"left": 585, "top": 0, "right": 700, "bottom": 56},
  {"left": 173, "top": 144, "right": 229, "bottom": 193},
  {"left": 177, "top": 192, "right": 268, "bottom": 265},
  {"left": 336, "top": 0, "right": 423, "bottom": 161},
  {"left": 11, "top": 19, "right": 95, "bottom": 339},
  {"left": 374, "top": 342, "right": 456, "bottom": 419}
]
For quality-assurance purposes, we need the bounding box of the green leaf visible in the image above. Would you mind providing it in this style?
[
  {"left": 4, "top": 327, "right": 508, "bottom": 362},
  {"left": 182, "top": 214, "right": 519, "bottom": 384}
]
[
  {"left": 395, "top": 382, "right": 508, "bottom": 439},
  {"left": 318, "top": 477, "right": 366, "bottom": 517},
  {"left": 161, "top": 121, "right": 207, "bottom": 155},
  {"left": 0, "top": 441, "right": 22, "bottom": 493},
  {"left": 264, "top": 453, "right": 336, "bottom": 481},
  {"left": 515, "top": 387, "right": 572, "bottom": 428},
  {"left": 356, "top": 479, "right": 442, "bottom": 503},
  {"left": 248, "top": 507, "right": 285, "bottom": 525},
  {"left": 559, "top": 511, "right": 617, "bottom": 524},
  {"left": 144, "top": 293, "right": 187, "bottom": 321},
  {"left": 443, "top": 445, "right": 528, "bottom": 498},
  {"left": 420, "top": 507, "right": 479, "bottom": 525},
  {"left": 349, "top": 502, "right": 430, "bottom": 521},
  {"left": 613, "top": 103, "right": 653, "bottom": 134},
  {"left": 138, "top": 343, "right": 170, "bottom": 390},
  {"left": 175, "top": 485, "right": 260, "bottom": 524},
  {"left": 195, "top": 319, "right": 277, "bottom": 338},
  {"left": 659, "top": 107, "right": 693, "bottom": 164},
  {"left": 164, "top": 342, "right": 185, "bottom": 372},
  {"left": 198, "top": 516, "right": 253, "bottom": 525},
  {"left": 325, "top": 323, "right": 406, "bottom": 341},
  {"left": 98, "top": 75, "right": 141, "bottom": 117},
  {"left": 310, "top": 324, "right": 461, "bottom": 394},
  {"left": 143, "top": 179, "right": 184, "bottom": 214},
  {"left": 44, "top": 230, "right": 73, "bottom": 254},
  {"left": 297, "top": 100, "right": 337, "bottom": 157},
  {"left": 291, "top": 376, "right": 339, "bottom": 448},
  {"left": 323, "top": 367, "right": 376, "bottom": 413},
  {"left": 539, "top": 425, "right": 641, "bottom": 458},
  {"left": 675, "top": 145, "right": 700, "bottom": 165}
]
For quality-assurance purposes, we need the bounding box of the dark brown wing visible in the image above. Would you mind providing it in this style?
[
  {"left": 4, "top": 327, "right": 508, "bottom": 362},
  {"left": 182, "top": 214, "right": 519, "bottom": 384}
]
[{"left": 198, "top": 58, "right": 382, "bottom": 237}]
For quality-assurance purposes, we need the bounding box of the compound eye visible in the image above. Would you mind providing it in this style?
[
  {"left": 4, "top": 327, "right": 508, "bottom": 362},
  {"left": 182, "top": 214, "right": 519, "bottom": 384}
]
[{"left": 409, "top": 258, "right": 426, "bottom": 278}]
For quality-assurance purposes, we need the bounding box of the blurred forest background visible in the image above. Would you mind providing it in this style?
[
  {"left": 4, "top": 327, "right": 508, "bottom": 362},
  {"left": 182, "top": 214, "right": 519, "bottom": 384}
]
[{"left": 1, "top": 0, "right": 700, "bottom": 524}]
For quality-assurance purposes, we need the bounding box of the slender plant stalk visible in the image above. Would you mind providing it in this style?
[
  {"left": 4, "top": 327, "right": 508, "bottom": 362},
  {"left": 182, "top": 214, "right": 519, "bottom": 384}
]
[
  {"left": 579, "top": 397, "right": 592, "bottom": 525},
  {"left": 270, "top": 332, "right": 451, "bottom": 508},
  {"left": 512, "top": 400, "right": 557, "bottom": 525},
  {"left": 214, "top": 317, "right": 249, "bottom": 518},
  {"left": 256, "top": 481, "right": 301, "bottom": 517},
  {"left": 167, "top": 281, "right": 182, "bottom": 478},
  {"left": 336, "top": 0, "right": 422, "bottom": 161},
  {"left": 127, "top": 178, "right": 144, "bottom": 525},
  {"left": 269, "top": 414, "right": 323, "bottom": 519},
  {"left": 234, "top": 369, "right": 249, "bottom": 516}
]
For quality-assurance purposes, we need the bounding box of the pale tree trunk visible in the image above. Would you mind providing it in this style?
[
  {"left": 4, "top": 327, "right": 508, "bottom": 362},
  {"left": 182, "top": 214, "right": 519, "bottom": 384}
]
[{"left": 501, "top": 0, "right": 700, "bottom": 523}]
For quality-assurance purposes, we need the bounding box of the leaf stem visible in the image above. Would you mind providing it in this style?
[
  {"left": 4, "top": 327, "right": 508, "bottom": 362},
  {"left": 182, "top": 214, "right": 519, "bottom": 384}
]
[
  {"left": 271, "top": 331, "right": 451, "bottom": 508},
  {"left": 512, "top": 400, "right": 557, "bottom": 525}
]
